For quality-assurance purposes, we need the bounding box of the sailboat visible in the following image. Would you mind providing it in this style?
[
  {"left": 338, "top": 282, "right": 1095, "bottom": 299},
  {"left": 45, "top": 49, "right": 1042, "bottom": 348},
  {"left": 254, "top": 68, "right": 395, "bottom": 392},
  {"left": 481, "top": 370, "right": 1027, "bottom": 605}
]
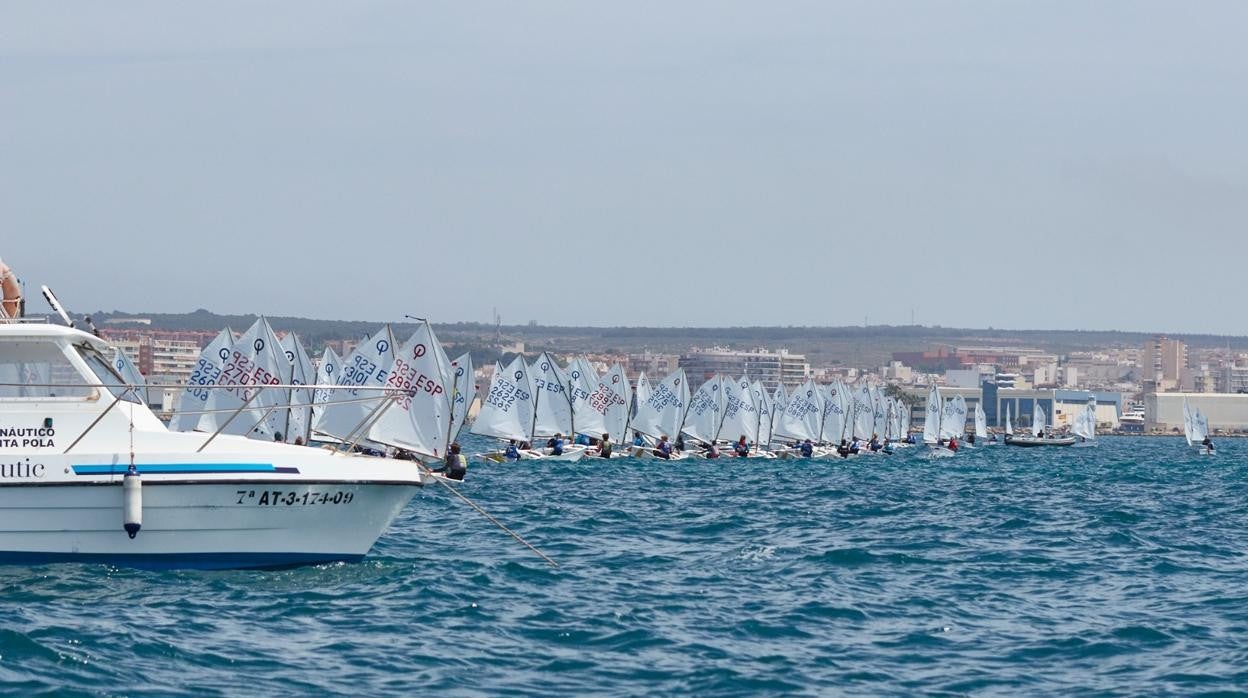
[
  {"left": 1192, "top": 405, "right": 1214, "bottom": 455},
  {"left": 974, "top": 401, "right": 995, "bottom": 446},
  {"left": 169, "top": 328, "right": 234, "bottom": 432},
  {"left": 922, "top": 384, "right": 955, "bottom": 458},
  {"left": 1007, "top": 400, "right": 1075, "bottom": 446},
  {"left": 527, "top": 353, "right": 588, "bottom": 461},
  {"left": 628, "top": 368, "right": 690, "bottom": 459},
  {"left": 1004, "top": 404, "right": 1013, "bottom": 442},
  {"left": 472, "top": 356, "right": 539, "bottom": 461},
  {"left": 1071, "top": 398, "right": 1097, "bottom": 448}
]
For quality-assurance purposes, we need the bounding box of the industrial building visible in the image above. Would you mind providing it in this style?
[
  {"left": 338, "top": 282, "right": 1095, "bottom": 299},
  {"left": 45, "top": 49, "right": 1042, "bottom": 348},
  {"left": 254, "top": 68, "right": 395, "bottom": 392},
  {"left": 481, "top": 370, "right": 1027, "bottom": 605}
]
[
  {"left": 1145, "top": 392, "right": 1248, "bottom": 433},
  {"left": 981, "top": 383, "right": 1122, "bottom": 429}
]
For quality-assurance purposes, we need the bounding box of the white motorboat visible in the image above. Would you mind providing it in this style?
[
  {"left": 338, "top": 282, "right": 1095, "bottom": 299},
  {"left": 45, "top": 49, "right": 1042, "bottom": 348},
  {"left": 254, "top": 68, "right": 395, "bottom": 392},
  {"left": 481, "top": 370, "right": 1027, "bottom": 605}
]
[{"left": 0, "top": 321, "right": 429, "bottom": 569}]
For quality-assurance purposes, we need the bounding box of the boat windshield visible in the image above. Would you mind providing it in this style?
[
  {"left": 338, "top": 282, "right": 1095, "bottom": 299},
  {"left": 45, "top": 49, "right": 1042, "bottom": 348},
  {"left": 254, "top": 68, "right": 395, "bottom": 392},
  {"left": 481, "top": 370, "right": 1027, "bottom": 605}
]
[
  {"left": 78, "top": 345, "right": 143, "bottom": 405},
  {"left": 0, "top": 339, "right": 94, "bottom": 399}
]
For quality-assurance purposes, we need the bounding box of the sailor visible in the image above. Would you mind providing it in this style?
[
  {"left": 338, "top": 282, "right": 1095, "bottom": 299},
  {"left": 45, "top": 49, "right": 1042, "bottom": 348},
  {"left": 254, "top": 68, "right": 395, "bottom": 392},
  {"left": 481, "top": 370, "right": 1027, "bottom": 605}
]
[
  {"left": 547, "top": 433, "right": 565, "bottom": 456},
  {"left": 504, "top": 440, "right": 521, "bottom": 461},
  {"left": 734, "top": 435, "right": 750, "bottom": 458},
  {"left": 848, "top": 438, "right": 861, "bottom": 455},
  {"left": 599, "top": 433, "right": 613, "bottom": 458},
  {"left": 655, "top": 435, "right": 673, "bottom": 459},
  {"left": 632, "top": 431, "right": 646, "bottom": 447},
  {"left": 948, "top": 436, "right": 959, "bottom": 452},
  {"left": 705, "top": 441, "right": 720, "bottom": 459},
  {"left": 837, "top": 439, "right": 851, "bottom": 458},
  {"left": 1202, "top": 436, "right": 1215, "bottom": 453},
  {"left": 967, "top": 431, "right": 976, "bottom": 445},
  {"left": 869, "top": 433, "right": 882, "bottom": 452},
  {"left": 674, "top": 434, "right": 686, "bottom": 453},
  {"left": 433, "top": 442, "right": 468, "bottom": 481},
  {"left": 799, "top": 439, "right": 814, "bottom": 458},
  {"left": 881, "top": 437, "right": 893, "bottom": 455}
]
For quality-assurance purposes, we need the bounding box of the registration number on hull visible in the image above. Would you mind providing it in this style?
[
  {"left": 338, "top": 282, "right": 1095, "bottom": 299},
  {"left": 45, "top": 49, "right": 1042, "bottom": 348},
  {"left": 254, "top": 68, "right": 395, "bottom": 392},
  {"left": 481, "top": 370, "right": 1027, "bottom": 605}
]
[{"left": 236, "top": 490, "right": 356, "bottom": 506}]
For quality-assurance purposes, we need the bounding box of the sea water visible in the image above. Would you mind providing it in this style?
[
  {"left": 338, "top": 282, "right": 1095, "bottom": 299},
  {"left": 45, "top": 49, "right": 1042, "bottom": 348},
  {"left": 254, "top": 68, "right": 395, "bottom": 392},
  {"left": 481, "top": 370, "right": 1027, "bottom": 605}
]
[{"left": 2, "top": 435, "right": 1246, "bottom": 695}]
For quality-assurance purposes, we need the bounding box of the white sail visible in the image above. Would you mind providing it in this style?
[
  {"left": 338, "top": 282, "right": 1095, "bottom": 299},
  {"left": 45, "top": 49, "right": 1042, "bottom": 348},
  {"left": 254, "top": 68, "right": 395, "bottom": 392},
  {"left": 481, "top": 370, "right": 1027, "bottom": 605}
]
[
  {"left": 870, "top": 386, "right": 887, "bottom": 438},
  {"left": 923, "top": 384, "right": 942, "bottom": 444},
  {"left": 171, "top": 328, "right": 234, "bottom": 432},
  {"left": 775, "top": 380, "right": 817, "bottom": 442},
  {"left": 279, "top": 332, "right": 315, "bottom": 444},
  {"left": 1192, "top": 408, "right": 1209, "bottom": 443},
  {"left": 368, "top": 321, "right": 453, "bottom": 456},
  {"left": 769, "top": 383, "right": 788, "bottom": 447},
  {"left": 682, "top": 374, "right": 725, "bottom": 444},
  {"left": 719, "top": 376, "right": 758, "bottom": 444},
  {"left": 1072, "top": 399, "right": 1097, "bottom": 440},
  {"left": 111, "top": 346, "right": 147, "bottom": 404},
  {"left": 657, "top": 368, "right": 691, "bottom": 440},
  {"left": 588, "top": 363, "right": 631, "bottom": 444},
  {"left": 944, "top": 394, "right": 968, "bottom": 440},
  {"left": 1005, "top": 404, "right": 1013, "bottom": 436},
  {"left": 820, "top": 382, "right": 845, "bottom": 444},
  {"left": 752, "top": 381, "right": 773, "bottom": 448},
  {"left": 471, "top": 356, "right": 535, "bottom": 442},
  {"left": 311, "top": 346, "right": 342, "bottom": 426},
  {"left": 198, "top": 317, "right": 288, "bottom": 439},
  {"left": 634, "top": 372, "right": 652, "bottom": 410},
  {"left": 1182, "top": 398, "right": 1194, "bottom": 446},
  {"left": 1032, "top": 402, "right": 1046, "bottom": 437},
  {"left": 530, "top": 353, "right": 573, "bottom": 438},
  {"left": 974, "top": 400, "right": 988, "bottom": 439},
  {"left": 569, "top": 357, "right": 607, "bottom": 437},
  {"left": 447, "top": 352, "right": 476, "bottom": 446},
  {"left": 312, "top": 326, "right": 396, "bottom": 442},
  {"left": 852, "top": 383, "right": 874, "bottom": 440}
]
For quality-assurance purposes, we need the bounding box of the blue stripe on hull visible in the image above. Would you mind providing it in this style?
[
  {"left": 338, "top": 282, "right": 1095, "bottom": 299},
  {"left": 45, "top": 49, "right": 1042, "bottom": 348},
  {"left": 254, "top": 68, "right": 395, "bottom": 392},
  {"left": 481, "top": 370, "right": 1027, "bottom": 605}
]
[
  {"left": 0, "top": 551, "right": 364, "bottom": 570},
  {"left": 71, "top": 463, "right": 295, "bottom": 476}
]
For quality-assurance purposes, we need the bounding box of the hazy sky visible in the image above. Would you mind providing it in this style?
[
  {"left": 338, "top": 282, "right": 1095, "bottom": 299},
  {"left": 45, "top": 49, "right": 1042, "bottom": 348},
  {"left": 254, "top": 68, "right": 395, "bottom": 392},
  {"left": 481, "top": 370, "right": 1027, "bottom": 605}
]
[{"left": 3, "top": 2, "right": 1247, "bottom": 333}]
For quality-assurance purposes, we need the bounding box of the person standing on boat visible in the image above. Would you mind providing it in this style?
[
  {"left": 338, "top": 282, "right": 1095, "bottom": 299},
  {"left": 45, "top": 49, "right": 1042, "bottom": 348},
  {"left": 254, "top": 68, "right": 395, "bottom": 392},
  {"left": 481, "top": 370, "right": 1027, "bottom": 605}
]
[
  {"left": 655, "top": 435, "right": 673, "bottom": 459},
  {"left": 433, "top": 443, "right": 468, "bottom": 480},
  {"left": 734, "top": 435, "right": 750, "bottom": 458},
  {"left": 598, "top": 434, "right": 613, "bottom": 458}
]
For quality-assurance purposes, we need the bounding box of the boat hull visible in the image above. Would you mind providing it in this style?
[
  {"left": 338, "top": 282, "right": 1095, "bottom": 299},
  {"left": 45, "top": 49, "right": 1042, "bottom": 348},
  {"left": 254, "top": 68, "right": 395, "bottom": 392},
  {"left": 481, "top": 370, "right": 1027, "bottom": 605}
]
[
  {"left": 0, "top": 481, "right": 420, "bottom": 569},
  {"left": 1005, "top": 436, "right": 1077, "bottom": 447}
]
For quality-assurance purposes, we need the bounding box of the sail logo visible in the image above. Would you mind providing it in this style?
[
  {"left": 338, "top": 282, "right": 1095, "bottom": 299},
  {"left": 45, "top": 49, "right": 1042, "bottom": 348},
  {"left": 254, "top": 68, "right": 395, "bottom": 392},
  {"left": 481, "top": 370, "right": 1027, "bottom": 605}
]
[
  {"left": 254, "top": 339, "right": 265, "bottom": 352},
  {"left": 514, "top": 371, "right": 524, "bottom": 381},
  {"left": 218, "top": 347, "right": 231, "bottom": 361},
  {"left": 376, "top": 339, "right": 390, "bottom": 353},
  {"left": 412, "top": 344, "right": 426, "bottom": 359}
]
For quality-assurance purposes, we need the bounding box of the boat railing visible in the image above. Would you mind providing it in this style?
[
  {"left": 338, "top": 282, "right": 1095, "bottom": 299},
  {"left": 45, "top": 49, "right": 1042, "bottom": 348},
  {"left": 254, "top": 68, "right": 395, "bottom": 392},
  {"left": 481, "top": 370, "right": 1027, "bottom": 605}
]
[{"left": 0, "top": 380, "right": 410, "bottom": 456}]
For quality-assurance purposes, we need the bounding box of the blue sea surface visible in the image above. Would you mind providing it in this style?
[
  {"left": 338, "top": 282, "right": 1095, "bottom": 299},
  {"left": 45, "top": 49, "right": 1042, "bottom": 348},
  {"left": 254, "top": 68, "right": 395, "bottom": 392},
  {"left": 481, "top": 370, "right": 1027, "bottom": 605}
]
[{"left": 3, "top": 435, "right": 1248, "bottom": 695}]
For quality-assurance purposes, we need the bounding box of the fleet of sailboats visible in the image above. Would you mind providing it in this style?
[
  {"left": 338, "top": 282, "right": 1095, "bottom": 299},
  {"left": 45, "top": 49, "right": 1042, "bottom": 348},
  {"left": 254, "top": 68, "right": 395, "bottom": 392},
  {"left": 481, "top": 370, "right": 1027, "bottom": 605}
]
[{"left": 158, "top": 321, "right": 1196, "bottom": 463}]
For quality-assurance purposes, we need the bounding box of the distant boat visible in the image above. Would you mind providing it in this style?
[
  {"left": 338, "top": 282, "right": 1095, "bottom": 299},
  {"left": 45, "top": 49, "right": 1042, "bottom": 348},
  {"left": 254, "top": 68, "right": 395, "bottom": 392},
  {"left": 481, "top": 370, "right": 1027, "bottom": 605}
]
[
  {"left": 922, "top": 385, "right": 955, "bottom": 458},
  {"left": 1071, "top": 398, "right": 1097, "bottom": 448},
  {"left": 1007, "top": 402, "right": 1075, "bottom": 447}
]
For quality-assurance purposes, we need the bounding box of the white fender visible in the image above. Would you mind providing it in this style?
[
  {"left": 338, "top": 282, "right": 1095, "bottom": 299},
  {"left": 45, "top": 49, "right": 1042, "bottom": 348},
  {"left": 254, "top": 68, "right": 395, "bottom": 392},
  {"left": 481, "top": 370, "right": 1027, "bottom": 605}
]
[{"left": 123, "top": 465, "right": 142, "bottom": 539}]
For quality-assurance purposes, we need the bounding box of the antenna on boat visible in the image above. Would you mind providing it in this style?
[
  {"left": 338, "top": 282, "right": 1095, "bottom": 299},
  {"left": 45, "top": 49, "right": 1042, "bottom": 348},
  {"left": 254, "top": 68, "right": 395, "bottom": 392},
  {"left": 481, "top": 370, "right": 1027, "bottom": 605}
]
[{"left": 40, "top": 285, "right": 74, "bottom": 328}]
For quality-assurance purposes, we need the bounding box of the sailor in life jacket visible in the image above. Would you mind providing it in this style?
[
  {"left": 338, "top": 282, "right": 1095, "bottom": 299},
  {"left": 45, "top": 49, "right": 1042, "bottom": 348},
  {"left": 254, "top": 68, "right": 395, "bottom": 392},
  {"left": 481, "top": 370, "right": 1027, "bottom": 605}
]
[{"left": 435, "top": 442, "right": 468, "bottom": 481}]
